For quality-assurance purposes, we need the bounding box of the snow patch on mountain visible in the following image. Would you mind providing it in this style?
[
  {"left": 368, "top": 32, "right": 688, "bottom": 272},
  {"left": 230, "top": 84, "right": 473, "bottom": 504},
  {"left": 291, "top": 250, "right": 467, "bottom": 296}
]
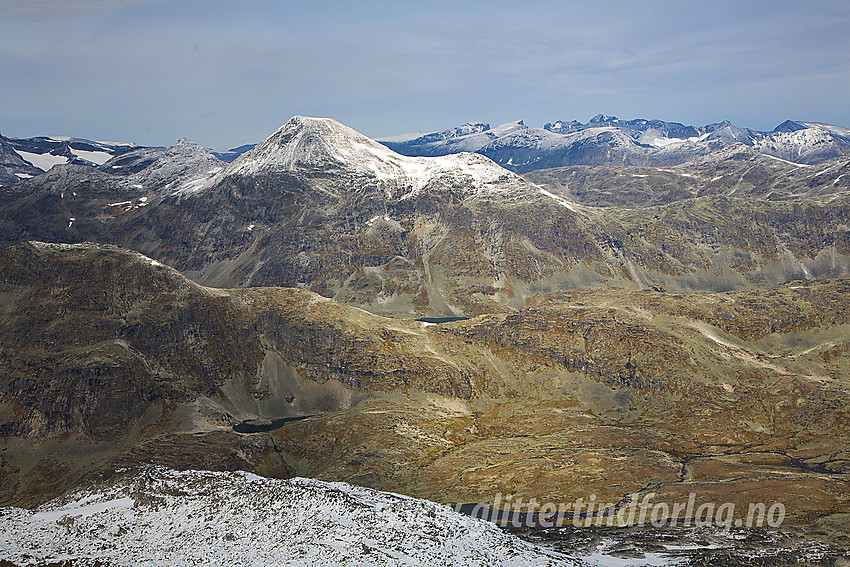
[
  {"left": 14, "top": 150, "right": 69, "bottom": 171},
  {"left": 761, "top": 154, "right": 811, "bottom": 168},
  {"left": 538, "top": 188, "right": 578, "bottom": 212},
  {"left": 378, "top": 131, "right": 429, "bottom": 143},
  {"left": 0, "top": 467, "right": 573, "bottom": 567},
  {"left": 71, "top": 148, "right": 113, "bottom": 165}
]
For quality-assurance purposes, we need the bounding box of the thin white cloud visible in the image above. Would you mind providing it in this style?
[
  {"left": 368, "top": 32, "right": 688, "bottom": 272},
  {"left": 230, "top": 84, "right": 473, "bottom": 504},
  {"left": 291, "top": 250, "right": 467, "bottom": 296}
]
[
  {"left": 0, "top": 0, "right": 170, "bottom": 21},
  {"left": 1, "top": 0, "right": 847, "bottom": 145}
]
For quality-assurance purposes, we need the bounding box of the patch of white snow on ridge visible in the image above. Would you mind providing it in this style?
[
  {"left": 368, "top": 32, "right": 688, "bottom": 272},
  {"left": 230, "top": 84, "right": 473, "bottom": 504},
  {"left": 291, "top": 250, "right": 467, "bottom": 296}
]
[
  {"left": 29, "top": 241, "right": 91, "bottom": 250},
  {"left": 761, "top": 154, "right": 811, "bottom": 168},
  {"left": 649, "top": 136, "right": 685, "bottom": 148},
  {"left": 97, "top": 140, "right": 137, "bottom": 147},
  {"left": 375, "top": 131, "right": 427, "bottom": 143},
  {"left": 0, "top": 467, "right": 571, "bottom": 567},
  {"left": 71, "top": 149, "right": 112, "bottom": 165},
  {"left": 538, "top": 188, "right": 577, "bottom": 212},
  {"left": 32, "top": 497, "right": 134, "bottom": 523},
  {"left": 582, "top": 539, "right": 676, "bottom": 566},
  {"left": 489, "top": 120, "right": 527, "bottom": 137},
  {"left": 14, "top": 150, "right": 68, "bottom": 172}
]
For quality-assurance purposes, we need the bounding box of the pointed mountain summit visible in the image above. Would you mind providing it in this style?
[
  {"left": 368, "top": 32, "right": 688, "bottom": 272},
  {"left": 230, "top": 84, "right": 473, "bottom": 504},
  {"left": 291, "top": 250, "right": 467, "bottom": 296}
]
[
  {"left": 773, "top": 120, "right": 808, "bottom": 133},
  {"left": 589, "top": 114, "right": 619, "bottom": 124},
  {"left": 228, "top": 116, "right": 388, "bottom": 174}
]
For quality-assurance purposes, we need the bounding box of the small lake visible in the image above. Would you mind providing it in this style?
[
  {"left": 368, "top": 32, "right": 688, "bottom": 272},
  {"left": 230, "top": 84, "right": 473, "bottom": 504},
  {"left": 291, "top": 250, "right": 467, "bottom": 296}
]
[
  {"left": 233, "top": 415, "right": 313, "bottom": 433},
  {"left": 415, "top": 316, "right": 470, "bottom": 324}
]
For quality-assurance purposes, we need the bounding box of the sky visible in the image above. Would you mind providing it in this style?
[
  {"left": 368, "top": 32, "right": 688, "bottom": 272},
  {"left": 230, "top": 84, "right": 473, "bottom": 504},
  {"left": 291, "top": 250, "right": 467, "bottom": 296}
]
[{"left": 2, "top": 0, "right": 849, "bottom": 149}]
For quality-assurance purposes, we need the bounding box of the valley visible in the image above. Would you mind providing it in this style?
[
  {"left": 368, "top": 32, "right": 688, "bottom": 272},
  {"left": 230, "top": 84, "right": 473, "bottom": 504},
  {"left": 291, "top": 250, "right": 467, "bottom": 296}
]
[{"left": 1, "top": 115, "right": 850, "bottom": 563}]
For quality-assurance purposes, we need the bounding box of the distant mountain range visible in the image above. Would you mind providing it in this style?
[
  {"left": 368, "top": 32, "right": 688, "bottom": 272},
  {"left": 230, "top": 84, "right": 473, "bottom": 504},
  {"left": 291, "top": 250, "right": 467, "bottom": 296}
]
[
  {"left": 379, "top": 116, "right": 850, "bottom": 173},
  {"left": 0, "top": 133, "right": 254, "bottom": 187},
  {"left": 2, "top": 115, "right": 849, "bottom": 316},
  {"left": 4, "top": 115, "right": 848, "bottom": 189}
]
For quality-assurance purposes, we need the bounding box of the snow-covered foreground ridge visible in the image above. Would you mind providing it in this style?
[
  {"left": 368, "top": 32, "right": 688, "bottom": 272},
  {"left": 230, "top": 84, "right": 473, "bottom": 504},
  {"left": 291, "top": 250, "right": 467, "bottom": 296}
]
[{"left": 0, "top": 467, "right": 574, "bottom": 567}]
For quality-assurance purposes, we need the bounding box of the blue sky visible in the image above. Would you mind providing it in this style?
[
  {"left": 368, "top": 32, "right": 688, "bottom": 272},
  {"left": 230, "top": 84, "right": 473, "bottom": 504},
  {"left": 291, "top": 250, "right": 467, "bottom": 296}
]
[{"left": 2, "top": 0, "right": 848, "bottom": 148}]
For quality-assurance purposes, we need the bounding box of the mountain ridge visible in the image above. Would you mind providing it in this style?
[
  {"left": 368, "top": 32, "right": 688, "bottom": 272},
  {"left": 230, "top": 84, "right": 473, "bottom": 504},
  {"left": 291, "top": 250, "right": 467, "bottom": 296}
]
[
  {"left": 0, "top": 134, "right": 253, "bottom": 188},
  {"left": 379, "top": 116, "right": 850, "bottom": 173},
  {"left": 4, "top": 115, "right": 847, "bottom": 187}
]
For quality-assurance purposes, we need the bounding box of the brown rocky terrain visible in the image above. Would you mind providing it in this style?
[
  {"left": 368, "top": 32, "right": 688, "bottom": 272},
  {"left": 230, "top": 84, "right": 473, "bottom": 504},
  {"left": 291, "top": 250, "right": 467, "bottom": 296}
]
[{"left": 1, "top": 241, "right": 849, "bottom": 544}]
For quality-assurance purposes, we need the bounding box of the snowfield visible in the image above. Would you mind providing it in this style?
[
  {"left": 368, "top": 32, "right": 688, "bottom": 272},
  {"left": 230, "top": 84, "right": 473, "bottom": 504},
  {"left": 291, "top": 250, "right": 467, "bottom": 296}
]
[
  {"left": 0, "top": 467, "right": 574, "bottom": 567},
  {"left": 14, "top": 149, "right": 69, "bottom": 171}
]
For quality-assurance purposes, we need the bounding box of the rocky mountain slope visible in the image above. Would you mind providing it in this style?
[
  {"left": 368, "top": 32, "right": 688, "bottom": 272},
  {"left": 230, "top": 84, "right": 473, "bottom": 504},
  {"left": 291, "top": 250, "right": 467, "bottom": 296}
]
[
  {"left": 0, "top": 467, "right": 570, "bottom": 567},
  {"left": 525, "top": 149, "right": 850, "bottom": 208},
  {"left": 2, "top": 117, "right": 850, "bottom": 317},
  {"left": 97, "top": 138, "right": 226, "bottom": 195},
  {"left": 2, "top": 242, "right": 849, "bottom": 547},
  {"left": 379, "top": 116, "right": 850, "bottom": 174},
  {"left": 0, "top": 134, "right": 42, "bottom": 187}
]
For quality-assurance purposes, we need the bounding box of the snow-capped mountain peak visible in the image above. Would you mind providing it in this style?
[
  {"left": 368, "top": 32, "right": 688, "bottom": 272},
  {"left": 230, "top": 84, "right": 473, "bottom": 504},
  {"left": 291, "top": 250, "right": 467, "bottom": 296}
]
[
  {"left": 223, "top": 116, "right": 527, "bottom": 197},
  {"left": 589, "top": 114, "right": 619, "bottom": 124},
  {"left": 230, "top": 115, "right": 404, "bottom": 174},
  {"left": 772, "top": 120, "right": 808, "bottom": 133}
]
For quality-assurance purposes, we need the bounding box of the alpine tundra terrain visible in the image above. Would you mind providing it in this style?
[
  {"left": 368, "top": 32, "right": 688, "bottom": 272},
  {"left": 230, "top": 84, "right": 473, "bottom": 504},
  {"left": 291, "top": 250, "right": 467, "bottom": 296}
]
[
  {"left": 1, "top": 116, "right": 850, "bottom": 560},
  {"left": 2, "top": 243, "right": 850, "bottom": 534}
]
